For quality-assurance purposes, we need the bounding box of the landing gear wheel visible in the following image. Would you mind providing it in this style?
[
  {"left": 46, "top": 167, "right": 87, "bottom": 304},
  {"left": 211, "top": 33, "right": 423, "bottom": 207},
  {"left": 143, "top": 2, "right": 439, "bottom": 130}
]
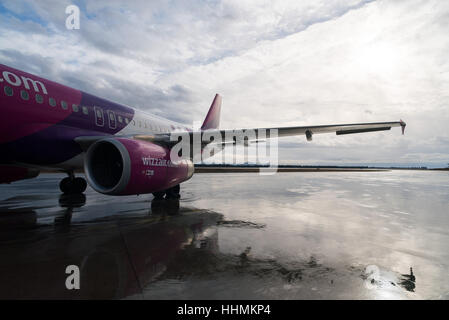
[
  {"left": 59, "top": 177, "right": 87, "bottom": 194},
  {"left": 165, "top": 184, "right": 180, "bottom": 199},
  {"left": 59, "top": 177, "right": 71, "bottom": 194},
  {"left": 152, "top": 191, "right": 165, "bottom": 199},
  {"left": 152, "top": 185, "right": 181, "bottom": 200},
  {"left": 73, "top": 177, "right": 87, "bottom": 193}
]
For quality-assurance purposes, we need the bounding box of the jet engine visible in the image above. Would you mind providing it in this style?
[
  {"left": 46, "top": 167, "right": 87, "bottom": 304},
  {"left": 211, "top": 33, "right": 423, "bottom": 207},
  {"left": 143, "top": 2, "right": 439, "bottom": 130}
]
[{"left": 84, "top": 138, "right": 194, "bottom": 195}]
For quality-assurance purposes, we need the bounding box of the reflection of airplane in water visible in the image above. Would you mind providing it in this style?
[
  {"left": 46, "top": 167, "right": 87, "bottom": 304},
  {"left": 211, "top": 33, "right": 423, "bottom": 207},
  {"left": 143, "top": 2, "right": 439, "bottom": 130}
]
[
  {"left": 0, "top": 195, "right": 266, "bottom": 299},
  {"left": 0, "top": 195, "right": 417, "bottom": 299}
]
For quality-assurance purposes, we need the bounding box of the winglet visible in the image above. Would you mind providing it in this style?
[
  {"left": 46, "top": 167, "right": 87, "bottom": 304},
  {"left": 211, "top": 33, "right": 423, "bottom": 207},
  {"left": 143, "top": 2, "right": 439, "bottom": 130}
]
[
  {"left": 400, "top": 119, "right": 406, "bottom": 135},
  {"left": 201, "top": 94, "right": 222, "bottom": 130}
]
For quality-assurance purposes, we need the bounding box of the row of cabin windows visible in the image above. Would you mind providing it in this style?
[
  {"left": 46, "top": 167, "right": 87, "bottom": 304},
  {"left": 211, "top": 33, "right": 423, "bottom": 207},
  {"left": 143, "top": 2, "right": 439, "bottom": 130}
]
[
  {"left": 4, "top": 85, "right": 128, "bottom": 123},
  {"left": 127, "top": 118, "right": 184, "bottom": 133},
  {"left": 4, "top": 85, "right": 183, "bottom": 132},
  {"left": 115, "top": 115, "right": 129, "bottom": 124},
  {"left": 130, "top": 119, "right": 172, "bottom": 133},
  {"left": 4, "top": 85, "right": 90, "bottom": 115}
]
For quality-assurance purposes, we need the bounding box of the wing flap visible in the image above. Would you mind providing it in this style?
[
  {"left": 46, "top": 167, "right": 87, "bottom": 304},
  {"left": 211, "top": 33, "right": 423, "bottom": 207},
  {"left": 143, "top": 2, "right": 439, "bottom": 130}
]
[
  {"left": 336, "top": 126, "right": 391, "bottom": 135},
  {"left": 276, "top": 121, "right": 403, "bottom": 137}
]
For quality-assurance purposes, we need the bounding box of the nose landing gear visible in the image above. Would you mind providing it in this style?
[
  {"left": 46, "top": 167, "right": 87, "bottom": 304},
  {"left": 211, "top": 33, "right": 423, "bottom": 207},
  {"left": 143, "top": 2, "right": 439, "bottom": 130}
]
[{"left": 59, "top": 172, "right": 87, "bottom": 194}]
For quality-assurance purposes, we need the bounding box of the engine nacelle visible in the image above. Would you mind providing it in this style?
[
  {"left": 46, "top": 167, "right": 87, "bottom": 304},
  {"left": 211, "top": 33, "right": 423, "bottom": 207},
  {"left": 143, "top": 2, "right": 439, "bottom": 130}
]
[{"left": 84, "top": 138, "right": 194, "bottom": 195}]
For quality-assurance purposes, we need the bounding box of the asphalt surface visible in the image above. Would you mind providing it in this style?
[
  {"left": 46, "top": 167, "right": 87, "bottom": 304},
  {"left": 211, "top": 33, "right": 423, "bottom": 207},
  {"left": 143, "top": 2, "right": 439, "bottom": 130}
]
[{"left": 0, "top": 170, "right": 448, "bottom": 299}]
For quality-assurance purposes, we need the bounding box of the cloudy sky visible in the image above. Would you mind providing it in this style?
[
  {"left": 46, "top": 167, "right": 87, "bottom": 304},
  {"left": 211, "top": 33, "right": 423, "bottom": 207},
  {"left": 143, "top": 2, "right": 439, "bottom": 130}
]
[{"left": 1, "top": 0, "right": 448, "bottom": 167}]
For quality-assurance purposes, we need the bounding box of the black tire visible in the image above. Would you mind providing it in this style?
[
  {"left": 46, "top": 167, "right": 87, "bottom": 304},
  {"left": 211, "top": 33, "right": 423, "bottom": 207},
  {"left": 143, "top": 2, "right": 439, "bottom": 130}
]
[
  {"left": 59, "top": 177, "right": 71, "bottom": 194},
  {"left": 59, "top": 177, "right": 87, "bottom": 194},
  {"left": 73, "top": 177, "right": 87, "bottom": 193},
  {"left": 165, "top": 185, "right": 180, "bottom": 199},
  {"left": 152, "top": 191, "right": 165, "bottom": 199},
  {"left": 59, "top": 193, "right": 87, "bottom": 207}
]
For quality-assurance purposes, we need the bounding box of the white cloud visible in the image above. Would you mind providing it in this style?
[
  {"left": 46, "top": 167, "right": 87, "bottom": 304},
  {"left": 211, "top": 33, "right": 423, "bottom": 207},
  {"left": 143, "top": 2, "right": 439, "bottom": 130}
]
[{"left": 0, "top": 0, "right": 448, "bottom": 166}]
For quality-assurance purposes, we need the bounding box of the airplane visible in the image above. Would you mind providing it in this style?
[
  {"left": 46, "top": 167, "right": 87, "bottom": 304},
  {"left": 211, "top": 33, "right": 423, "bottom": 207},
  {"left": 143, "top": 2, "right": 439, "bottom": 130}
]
[{"left": 0, "top": 63, "right": 406, "bottom": 199}]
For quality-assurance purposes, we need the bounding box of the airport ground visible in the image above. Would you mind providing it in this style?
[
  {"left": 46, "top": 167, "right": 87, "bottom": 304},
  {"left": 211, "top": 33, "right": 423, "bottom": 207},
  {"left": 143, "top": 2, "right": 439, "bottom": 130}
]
[{"left": 0, "top": 170, "right": 448, "bottom": 299}]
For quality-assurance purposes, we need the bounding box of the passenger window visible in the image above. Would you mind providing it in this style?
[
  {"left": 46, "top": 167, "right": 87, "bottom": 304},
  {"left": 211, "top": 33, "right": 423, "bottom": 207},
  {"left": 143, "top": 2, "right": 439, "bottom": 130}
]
[
  {"left": 20, "top": 90, "right": 29, "bottom": 100},
  {"left": 132, "top": 120, "right": 135, "bottom": 126},
  {"left": 125, "top": 118, "right": 129, "bottom": 124},
  {"left": 118, "top": 115, "right": 123, "bottom": 123},
  {"left": 61, "top": 101, "right": 68, "bottom": 110},
  {"left": 72, "top": 104, "right": 79, "bottom": 112},
  {"left": 36, "top": 94, "right": 43, "bottom": 104},
  {"left": 82, "top": 106, "right": 88, "bottom": 115},
  {"left": 4, "top": 86, "right": 13, "bottom": 96},
  {"left": 138, "top": 120, "right": 142, "bottom": 128},
  {"left": 49, "top": 97, "right": 56, "bottom": 107}
]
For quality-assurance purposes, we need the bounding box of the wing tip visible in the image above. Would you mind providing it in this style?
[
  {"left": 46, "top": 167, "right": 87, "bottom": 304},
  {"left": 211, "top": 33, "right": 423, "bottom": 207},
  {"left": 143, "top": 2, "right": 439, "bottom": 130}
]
[{"left": 400, "top": 119, "right": 406, "bottom": 135}]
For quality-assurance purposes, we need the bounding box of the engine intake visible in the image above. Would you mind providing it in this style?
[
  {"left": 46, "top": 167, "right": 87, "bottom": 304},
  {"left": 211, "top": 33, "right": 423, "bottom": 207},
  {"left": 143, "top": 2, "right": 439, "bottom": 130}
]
[{"left": 84, "top": 138, "right": 194, "bottom": 195}]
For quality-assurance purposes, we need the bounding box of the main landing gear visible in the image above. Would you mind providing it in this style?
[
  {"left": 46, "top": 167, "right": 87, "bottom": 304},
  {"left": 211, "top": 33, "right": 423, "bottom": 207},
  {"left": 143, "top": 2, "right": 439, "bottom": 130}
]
[
  {"left": 152, "top": 184, "right": 180, "bottom": 200},
  {"left": 59, "top": 172, "right": 87, "bottom": 194}
]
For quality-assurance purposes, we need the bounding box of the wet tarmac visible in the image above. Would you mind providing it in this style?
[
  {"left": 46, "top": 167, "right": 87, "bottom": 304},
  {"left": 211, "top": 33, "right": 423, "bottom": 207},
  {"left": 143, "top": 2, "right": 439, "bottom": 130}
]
[{"left": 0, "top": 171, "right": 448, "bottom": 299}]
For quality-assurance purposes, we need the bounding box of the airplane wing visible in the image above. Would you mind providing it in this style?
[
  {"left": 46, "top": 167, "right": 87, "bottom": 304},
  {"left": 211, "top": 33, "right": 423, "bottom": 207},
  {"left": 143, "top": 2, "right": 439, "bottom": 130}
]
[
  {"left": 76, "top": 120, "right": 406, "bottom": 151},
  {"left": 133, "top": 120, "right": 406, "bottom": 145},
  {"left": 246, "top": 120, "right": 406, "bottom": 141}
]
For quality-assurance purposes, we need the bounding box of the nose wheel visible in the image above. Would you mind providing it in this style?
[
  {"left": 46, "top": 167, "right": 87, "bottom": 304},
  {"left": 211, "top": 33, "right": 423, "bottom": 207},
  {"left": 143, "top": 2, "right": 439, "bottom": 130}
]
[{"left": 59, "top": 174, "right": 87, "bottom": 194}]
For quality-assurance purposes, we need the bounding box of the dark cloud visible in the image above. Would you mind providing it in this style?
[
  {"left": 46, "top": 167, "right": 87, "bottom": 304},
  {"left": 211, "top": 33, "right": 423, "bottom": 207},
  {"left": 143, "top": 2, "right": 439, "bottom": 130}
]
[
  {"left": 59, "top": 65, "right": 197, "bottom": 124},
  {"left": 1, "top": 49, "right": 195, "bottom": 124}
]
